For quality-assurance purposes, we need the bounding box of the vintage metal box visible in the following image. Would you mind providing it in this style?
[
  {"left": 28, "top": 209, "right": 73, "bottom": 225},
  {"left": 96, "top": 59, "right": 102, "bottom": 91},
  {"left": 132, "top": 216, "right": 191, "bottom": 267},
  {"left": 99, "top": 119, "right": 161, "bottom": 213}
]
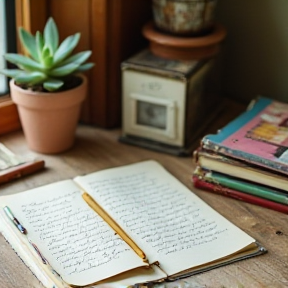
[{"left": 120, "top": 49, "right": 219, "bottom": 156}]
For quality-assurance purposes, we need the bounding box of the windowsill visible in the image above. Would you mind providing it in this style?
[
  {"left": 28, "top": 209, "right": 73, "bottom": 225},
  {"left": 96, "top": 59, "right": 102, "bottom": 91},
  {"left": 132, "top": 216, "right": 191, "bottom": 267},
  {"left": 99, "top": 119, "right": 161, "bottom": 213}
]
[
  {"left": 0, "top": 94, "right": 21, "bottom": 135},
  {"left": 0, "top": 93, "right": 10, "bottom": 100}
]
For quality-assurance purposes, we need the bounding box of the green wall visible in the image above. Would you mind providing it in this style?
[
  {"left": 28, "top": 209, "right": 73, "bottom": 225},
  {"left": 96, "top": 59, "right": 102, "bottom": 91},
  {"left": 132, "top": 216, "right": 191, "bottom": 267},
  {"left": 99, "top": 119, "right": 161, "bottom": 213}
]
[{"left": 215, "top": 0, "right": 288, "bottom": 103}]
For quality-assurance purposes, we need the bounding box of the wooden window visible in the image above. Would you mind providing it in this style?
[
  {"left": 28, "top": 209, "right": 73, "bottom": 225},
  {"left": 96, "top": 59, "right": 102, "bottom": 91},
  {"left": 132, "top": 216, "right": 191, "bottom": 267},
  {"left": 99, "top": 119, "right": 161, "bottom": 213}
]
[
  {"left": 0, "top": 0, "right": 21, "bottom": 136},
  {"left": 0, "top": 0, "right": 152, "bottom": 136},
  {"left": 0, "top": 97, "right": 21, "bottom": 135}
]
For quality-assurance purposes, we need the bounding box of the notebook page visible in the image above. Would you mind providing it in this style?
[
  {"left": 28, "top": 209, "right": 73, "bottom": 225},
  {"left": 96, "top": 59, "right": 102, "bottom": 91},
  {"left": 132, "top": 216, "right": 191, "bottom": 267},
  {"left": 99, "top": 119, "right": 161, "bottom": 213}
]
[
  {"left": 74, "top": 160, "right": 256, "bottom": 277},
  {"left": 0, "top": 180, "right": 147, "bottom": 286}
]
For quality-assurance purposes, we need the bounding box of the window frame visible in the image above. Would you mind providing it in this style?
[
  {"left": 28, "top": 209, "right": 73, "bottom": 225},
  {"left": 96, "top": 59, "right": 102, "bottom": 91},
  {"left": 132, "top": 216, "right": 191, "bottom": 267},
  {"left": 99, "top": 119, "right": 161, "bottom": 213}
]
[
  {"left": 0, "top": 0, "right": 19, "bottom": 136},
  {"left": 0, "top": 96, "right": 21, "bottom": 135},
  {"left": 0, "top": 0, "right": 46, "bottom": 136},
  {"left": 0, "top": 0, "right": 153, "bottom": 135}
]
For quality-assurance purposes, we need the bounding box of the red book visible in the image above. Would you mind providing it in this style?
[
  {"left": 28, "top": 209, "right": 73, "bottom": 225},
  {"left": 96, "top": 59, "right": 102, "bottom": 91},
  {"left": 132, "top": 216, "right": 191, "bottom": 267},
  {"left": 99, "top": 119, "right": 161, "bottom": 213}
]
[{"left": 192, "top": 175, "right": 288, "bottom": 214}]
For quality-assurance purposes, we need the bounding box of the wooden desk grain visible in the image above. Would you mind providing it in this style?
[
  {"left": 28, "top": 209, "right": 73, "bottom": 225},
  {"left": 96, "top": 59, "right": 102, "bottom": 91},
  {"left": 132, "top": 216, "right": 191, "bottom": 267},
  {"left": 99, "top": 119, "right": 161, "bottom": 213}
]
[{"left": 0, "top": 121, "right": 287, "bottom": 288}]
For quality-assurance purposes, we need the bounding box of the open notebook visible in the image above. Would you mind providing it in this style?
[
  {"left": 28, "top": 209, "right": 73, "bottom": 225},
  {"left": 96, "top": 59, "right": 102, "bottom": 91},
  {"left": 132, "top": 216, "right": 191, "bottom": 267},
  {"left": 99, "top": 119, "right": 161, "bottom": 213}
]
[{"left": 0, "top": 160, "right": 266, "bottom": 288}]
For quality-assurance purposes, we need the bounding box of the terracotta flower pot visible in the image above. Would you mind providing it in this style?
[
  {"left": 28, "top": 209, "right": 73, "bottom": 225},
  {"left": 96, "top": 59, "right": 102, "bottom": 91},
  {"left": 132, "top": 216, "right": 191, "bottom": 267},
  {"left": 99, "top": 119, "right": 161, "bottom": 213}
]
[
  {"left": 10, "top": 74, "right": 87, "bottom": 154},
  {"left": 143, "top": 21, "right": 226, "bottom": 60}
]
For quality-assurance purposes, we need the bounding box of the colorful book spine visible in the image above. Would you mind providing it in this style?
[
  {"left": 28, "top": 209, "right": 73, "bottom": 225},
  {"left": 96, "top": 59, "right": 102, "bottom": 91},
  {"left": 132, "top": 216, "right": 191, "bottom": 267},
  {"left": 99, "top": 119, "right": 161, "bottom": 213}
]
[
  {"left": 203, "top": 171, "right": 288, "bottom": 205},
  {"left": 192, "top": 175, "right": 288, "bottom": 214}
]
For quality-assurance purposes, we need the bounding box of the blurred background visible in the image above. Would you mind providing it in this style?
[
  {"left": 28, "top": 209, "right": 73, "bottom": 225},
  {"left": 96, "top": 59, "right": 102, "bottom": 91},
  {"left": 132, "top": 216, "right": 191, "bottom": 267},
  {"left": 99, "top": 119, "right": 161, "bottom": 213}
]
[{"left": 1, "top": 0, "right": 288, "bottom": 131}]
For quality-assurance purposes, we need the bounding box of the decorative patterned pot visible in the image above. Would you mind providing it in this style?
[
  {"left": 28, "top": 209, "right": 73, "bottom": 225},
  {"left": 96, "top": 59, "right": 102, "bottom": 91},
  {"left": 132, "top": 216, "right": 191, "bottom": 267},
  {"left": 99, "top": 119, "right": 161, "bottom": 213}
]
[
  {"left": 10, "top": 74, "right": 87, "bottom": 154},
  {"left": 152, "top": 0, "right": 218, "bottom": 36}
]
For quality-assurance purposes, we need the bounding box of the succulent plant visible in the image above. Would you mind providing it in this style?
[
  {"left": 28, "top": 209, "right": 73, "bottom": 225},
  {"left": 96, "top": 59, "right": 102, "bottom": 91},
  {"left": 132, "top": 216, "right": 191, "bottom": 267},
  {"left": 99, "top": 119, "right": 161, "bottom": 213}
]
[{"left": 0, "top": 17, "right": 94, "bottom": 92}]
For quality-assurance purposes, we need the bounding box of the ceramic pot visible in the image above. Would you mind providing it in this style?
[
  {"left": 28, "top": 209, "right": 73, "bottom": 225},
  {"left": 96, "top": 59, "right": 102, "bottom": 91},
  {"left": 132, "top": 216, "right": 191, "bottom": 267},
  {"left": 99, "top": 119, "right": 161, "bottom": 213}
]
[
  {"left": 10, "top": 74, "right": 87, "bottom": 154},
  {"left": 143, "top": 21, "right": 226, "bottom": 60},
  {"left": 152, "top": 0, "right": 218, "bottom": 36}
]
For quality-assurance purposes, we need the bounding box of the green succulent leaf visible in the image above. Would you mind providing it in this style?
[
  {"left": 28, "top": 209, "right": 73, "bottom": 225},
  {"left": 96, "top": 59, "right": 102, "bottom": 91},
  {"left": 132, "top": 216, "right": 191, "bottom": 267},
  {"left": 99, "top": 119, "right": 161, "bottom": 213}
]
[
  {"left": 0, "top": 69, "right": 23, "bottom": 78},
  {"left": 49, "top": 63, "right": 79, "bottom": 77},
  {"left": 53, "top": 33, "right": 81, "bottom": 65},
  {"left": 36, "top": 32, "right": 45, "bottom": 60},
  {"left": 61, "top": 51, "right": 92, "bottom": 66},
  {"left": 19, "top": 28, "right": 39, "bottom": 61},
  {"left": 41, "top": 46, "right": 50, "bottom": 60},
  {"left": 75, "top": 62, "right": 95, "bottom": 72},
  {"left": 43, "top": 55, "right": 54, "bottom": 68},
  {"left": 41, "top": 46, "right": 53, "bottom": 67},
  {"left": 15, "top": 71, "right": 47, "bottom": 85},
  {"left": 43, "top": 79, "right": 64, "bottom": 91},
  {"left": 42, "top": 46, "right": 51, "bottom": 58},
  {"left": 44, "top": 17, "right": 59, "bottom": 54},
  {"left": 1, "top": 17, "right": 94, "bottom": 92},
  {"left": 4, "top": 54, "right": 43, "bottom": 71}
]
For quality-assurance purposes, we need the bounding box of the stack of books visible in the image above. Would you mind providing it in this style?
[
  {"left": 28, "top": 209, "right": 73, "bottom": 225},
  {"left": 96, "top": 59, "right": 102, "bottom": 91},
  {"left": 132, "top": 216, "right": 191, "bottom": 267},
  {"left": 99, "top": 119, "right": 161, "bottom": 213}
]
[{"left": 193, "top": 96, "right": 288, "bottom": 214}]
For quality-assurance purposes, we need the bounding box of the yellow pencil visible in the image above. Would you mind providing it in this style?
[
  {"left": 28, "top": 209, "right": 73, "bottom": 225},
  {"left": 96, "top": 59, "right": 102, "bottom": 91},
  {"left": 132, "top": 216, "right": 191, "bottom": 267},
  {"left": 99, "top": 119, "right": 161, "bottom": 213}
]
[{"left": 82, "top": 192, "right": 148, "bottom": 263}]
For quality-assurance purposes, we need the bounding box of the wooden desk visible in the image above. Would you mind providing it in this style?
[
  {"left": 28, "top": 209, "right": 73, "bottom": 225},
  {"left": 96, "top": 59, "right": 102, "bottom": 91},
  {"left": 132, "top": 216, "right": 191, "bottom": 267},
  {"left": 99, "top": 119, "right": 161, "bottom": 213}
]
[{"left": 0, "top": 115, "right": 287, "bottom": 287}]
